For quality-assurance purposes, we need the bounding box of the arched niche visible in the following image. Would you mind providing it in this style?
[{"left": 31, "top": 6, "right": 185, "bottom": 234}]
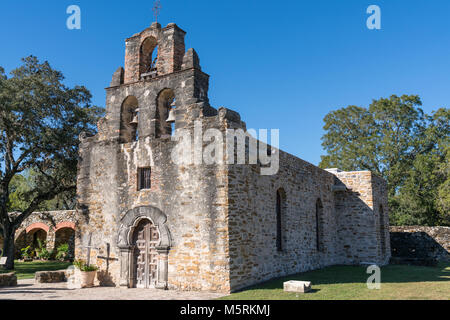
[
  {"left": 155, "top": 88, "right": 176, "bottom": 138},
  {"left": 276, "top": 188, "right": 286, "bottom": 252},
  {"left": 120, "top": 96, "right": 139, "bottom": 143},
  {"left": 316, "top": 198, "right": 324, "bottom": 253}
]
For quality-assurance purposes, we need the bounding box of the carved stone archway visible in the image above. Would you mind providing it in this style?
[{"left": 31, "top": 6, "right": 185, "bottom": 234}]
[{"left": 117, "top": 206, "right": 171, "bottom": 289}]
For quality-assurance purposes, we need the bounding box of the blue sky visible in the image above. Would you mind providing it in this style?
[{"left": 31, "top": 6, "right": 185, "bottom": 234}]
[{"left": 1, "top": 0, "right": 449, "bottom": 166}]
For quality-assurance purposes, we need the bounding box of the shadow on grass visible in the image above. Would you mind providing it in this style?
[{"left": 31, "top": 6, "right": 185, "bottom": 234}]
[{"left": 235, "top": 262, "right": 450, "bottom": 292}]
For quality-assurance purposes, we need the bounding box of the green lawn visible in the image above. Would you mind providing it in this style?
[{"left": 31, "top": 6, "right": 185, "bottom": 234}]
[
  {"left": 220, "top": 262, "right": 450, "bottom": 300},
  {"left": 1, "top": 260, "right": 72, "bottom": 280}
]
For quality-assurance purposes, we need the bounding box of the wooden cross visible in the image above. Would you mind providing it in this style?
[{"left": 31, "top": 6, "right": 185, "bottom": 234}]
[
  {"left": 97, "top": 243, "right": 118, "bottom": 271},
  {"left": 82, "top": 233, "right": 99, "bottom": 266},
  {"left": 153, "top": 0, "right": 162, "bottom": 23}
]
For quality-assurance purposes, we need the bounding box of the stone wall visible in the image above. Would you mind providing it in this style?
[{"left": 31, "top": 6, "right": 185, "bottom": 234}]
[
  {"left": 390, "top": 226, "right": 450, "bottom": 264},
  {"left": 333, "top": 171, "right": 390, "bottom": 266},
  {"left": 14, "top": 210, "right": 76, "bottom": 259},
  {"left": 226, "top": 158, "right": 390, "bottom": 292},
  {"left": 0, "top": 273, "right": 17, "bottom": 287}
]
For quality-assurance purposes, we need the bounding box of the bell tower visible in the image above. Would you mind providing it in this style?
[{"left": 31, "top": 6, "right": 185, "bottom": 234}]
[{"left": 103, "top": 21, "right": 216, "bottom": 144}]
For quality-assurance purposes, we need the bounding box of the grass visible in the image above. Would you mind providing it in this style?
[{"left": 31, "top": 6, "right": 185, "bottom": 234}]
[
  {"left": 0, "top": 260, "right": 72, "bottom": 280},
  {"left": 220, "top": 262, "right": 450, "bottom": 300}
]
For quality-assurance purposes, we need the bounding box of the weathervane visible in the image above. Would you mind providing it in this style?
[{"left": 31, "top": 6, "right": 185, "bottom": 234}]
[{"left": 153, "top": 0, "right": 162, "bottom": 23}]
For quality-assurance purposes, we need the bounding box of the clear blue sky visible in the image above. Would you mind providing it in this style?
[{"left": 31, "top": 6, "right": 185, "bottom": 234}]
[{"left": 1, "top": 0, "right": 449, "bottom": 166}]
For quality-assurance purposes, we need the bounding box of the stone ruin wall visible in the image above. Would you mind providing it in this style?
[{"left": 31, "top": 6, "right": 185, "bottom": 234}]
[
  {"left": 13, "top": 210, "right": 77, "bottom": 259},
  {"left": 390, "top": 226, "right": 450, "bottom": 263}
]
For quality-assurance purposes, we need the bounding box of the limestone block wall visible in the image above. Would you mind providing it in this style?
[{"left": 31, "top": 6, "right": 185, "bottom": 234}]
[
  {"left": 76, "top": 115, "right": 231, "bottom": 292},
  {"left": 226, "top": 151, "right": 340, "bottom": 292},
  {"left": 333, "top": 171, "right": 390, "bottom": 265}
]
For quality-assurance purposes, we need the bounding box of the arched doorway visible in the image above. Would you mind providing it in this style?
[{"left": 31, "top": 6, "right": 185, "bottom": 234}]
[
  {"left": 117, "top": 206, "right": 171, "bottom": 289},
  {"left": 132, "top": 219, "right": 160, "bottom": 288}
]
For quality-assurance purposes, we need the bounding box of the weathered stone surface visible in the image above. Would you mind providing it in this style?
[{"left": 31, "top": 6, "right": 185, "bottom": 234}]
[
  {"left": 283, "top": 281, "right": 312, "bottom": 293},
  {"left": 0, "top": 272, "right": 17, "bottom": 287},
  {"left": 35, "top": 270, "right": 67, "bottom": 283}
]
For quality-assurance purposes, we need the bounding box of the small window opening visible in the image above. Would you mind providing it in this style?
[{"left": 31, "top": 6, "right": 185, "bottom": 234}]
[{"left": 138, "top": 168, "right": 151, "bottom": 190}]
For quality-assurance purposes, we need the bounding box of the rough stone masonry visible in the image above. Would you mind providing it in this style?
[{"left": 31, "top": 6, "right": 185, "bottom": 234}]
[{"left": 74, "top": 21, "right": 390, "bottom": 293}]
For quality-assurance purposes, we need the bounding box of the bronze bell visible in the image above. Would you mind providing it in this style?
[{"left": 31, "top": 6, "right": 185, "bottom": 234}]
[
  {"left": 129, "top": 108, "right": 140, "bottom": 125},
  {"left": 166, "top": 109, "right": 176, "bottom": 123}
]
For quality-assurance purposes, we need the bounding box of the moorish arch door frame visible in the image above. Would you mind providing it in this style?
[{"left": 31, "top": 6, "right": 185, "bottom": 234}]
[{"left": 117, "top": 206, "right": 171, "bottom": 289}]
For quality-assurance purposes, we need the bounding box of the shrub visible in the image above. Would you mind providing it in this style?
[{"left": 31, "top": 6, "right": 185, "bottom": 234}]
[
  {"left": 21, "top": 246, "right": 32, "bottom": 260},
  {"left": 73, "top": 259, "right": 98, "bottom": 272},
  {"left": 55, "top": 243, "right": 69, "bottom": 261},
  {"left": 35, "top": 238, "right": 51, "bottom": 261}
]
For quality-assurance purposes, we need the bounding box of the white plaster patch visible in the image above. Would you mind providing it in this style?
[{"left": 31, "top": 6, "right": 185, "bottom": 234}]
[
  {"left": 110, "top": 96, "right": 116, "bottom": 103},
  {"left": 144, "top": 90, "right": 150, "bottom": 97}
]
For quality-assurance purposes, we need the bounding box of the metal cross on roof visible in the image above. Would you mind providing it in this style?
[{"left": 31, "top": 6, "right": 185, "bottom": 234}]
[{"left": 153, "top": 0, "right": 162, "bottom": 23}]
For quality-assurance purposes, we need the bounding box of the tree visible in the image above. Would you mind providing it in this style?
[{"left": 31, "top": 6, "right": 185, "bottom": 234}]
[
  {"left": 0, "top": 56, "right": 103, "bottom": 269},
  {"left": 8, "top": 170, "right": 76, "bottom": 212},
  {"left": 320, "top": 95, "right": 449, "bottom": 226}
]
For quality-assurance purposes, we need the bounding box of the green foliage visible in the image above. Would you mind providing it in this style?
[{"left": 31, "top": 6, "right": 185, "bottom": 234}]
[
  {"left": 35, "top": 238, "right": 51, "bottom": 261},
  {"left": 7, "top": 170, "right": 75, "bottom": 212},
  {"left": 73, "top": 259, "right": 98, "bottom": 272},
  {"left": 0, "top": 56, "right": 103, "bottom": 269},
  {"left": 55, "top": 243, "right": 69, "bottom": 261},
  {"left": 20, "top": 246, "right": 32, "bottom": 260},
  {"left": 320, "top": 95, "right": 449, "bottom": 226}
]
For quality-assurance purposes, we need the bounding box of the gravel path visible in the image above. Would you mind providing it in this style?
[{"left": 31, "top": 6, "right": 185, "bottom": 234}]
[{"left": 0, "top": 279, "right": 226, "bottom": 300}]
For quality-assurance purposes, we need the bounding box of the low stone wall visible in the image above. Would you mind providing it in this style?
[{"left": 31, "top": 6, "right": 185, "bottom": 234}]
[
  {"left": 390, "top": 226, "right": 450, "bottom": 265},
  {"left": 0, "top": 272, "right": 17, "bottom": 287},
  {"left": 35, "top": 270, "right": 68, "bottom": 283}
]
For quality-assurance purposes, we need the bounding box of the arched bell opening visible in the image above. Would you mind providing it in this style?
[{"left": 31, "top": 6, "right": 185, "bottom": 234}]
[
  {"left": 155, "top": 88, "right": 176, "bottom": 138},
  {"left": 120, "top": 96, "right": 140, "bottom": 143},
  {"left": 140, "top": 37, "right": 158, "bottom": 79}
]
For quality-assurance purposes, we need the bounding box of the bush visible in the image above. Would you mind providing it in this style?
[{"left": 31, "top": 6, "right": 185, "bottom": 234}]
[
  {"left": 20, "top": 246, "right": 32, "bottom": 260},
  {"left": 55, "top": 243, "right": 69, "bottom": 261},
  {"left": 73, "top": 259, "right": 98, "bottom": 272},
  {"left": 35, "top": 239, "right": 51, "bottom": 261}
]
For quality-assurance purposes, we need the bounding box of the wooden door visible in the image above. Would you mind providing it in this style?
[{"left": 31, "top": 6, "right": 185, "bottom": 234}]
[{"left": 133, "top": 219, "right": 159, "bottom": 288}]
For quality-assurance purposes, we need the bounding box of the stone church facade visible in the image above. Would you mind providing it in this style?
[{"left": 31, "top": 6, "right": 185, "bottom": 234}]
[{"left": 75, "top": 21, "right": 390, "bottom": 293}]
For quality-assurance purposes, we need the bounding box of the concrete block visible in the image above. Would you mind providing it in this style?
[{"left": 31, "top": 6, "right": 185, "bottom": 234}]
[{"left": 283, "top": 280, "right": 312, "bottom": 293}]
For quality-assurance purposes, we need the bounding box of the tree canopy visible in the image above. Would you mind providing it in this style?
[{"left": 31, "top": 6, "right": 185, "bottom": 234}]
[
  {"left": 320, "top": 95, "right": 449, "bottom": 226},
  {"left": 0, "top": 56, "right": 103, "bottom": 268}
]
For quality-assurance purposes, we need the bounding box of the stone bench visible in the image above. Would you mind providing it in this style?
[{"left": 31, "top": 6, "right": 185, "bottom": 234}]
[
  {"left": 0, "top": 272, "right": 18, "bottom": 287},
  {"left": 35, "top": 270, "right": 70, "bottom": 283}
]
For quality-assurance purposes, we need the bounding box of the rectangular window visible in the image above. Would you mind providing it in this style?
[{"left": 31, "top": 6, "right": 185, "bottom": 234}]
[{"left": 138, "top": 167, "right": 151, "bottom": 190}]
